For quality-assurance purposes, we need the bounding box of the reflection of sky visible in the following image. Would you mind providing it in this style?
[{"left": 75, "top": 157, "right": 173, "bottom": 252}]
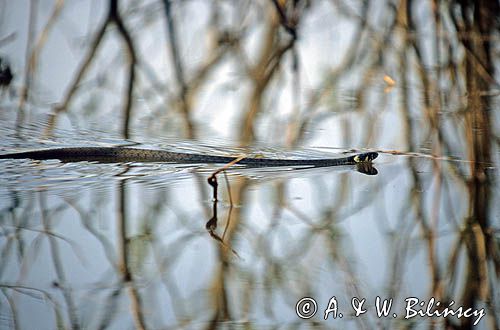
[
  {"left": 3, "top": 2, "right": 97, "bottom": 100},
  {"left": 1, "top": 1, "right": 390, "bottom": 146}
]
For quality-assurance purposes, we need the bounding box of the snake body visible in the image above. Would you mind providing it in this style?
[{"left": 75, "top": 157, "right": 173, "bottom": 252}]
[{"left": 0, "top": 147, "right": 378, "bottom": 167}]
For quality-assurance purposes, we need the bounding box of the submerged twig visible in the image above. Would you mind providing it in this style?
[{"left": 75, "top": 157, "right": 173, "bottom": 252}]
[{"left": 205, "top": 156, "right": 246, "bottom": 258}]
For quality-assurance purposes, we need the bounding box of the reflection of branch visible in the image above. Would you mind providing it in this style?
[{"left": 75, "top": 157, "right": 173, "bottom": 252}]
[
  {"left": 162, "top": 0, "right": 194, "bottom": 138},
  {"left": 16, "top": 0, "right": 39, "bottom": 129},
  {"left": 0, "top": 32, "right": 16, "bottom": 47},
  {"left": 46, "top": 0, "right": 137, "bottom": 139},
  {"left": 0, "top": 283, "right": 61, "bottom": 309},
  {"left": 221, "top": 172, "right": 233, "bottom": 240},
  {"left": 116, "top": 177, "right": 147, "bottom": 330},
  {"left": 45, "top": 14, "right": 107, "bottom": 134},
  {"left": 112, "top": 0, "right": 137, "bottom": 139},
  {"left": 162, "top": 1, "right": 230, "bottom": 139},
  {"left": 17, "top": 0, "right": 64, "bottom": 128},
  {"left": 396, "top": 8, "right": 444, "bottom": 302},
  {"left": 64, "top": 197, "right": 118, "bottom": 268},
  {"left": 287, "top": 0, "right": 376, "bottom": 146},
  {"left": 95, "top": 288, "right": 122, "bottom": 329},
  {"left": 240, "top": 6, "right": 295, "bottom": 144},
  {"left": 455, "top": 4, "right": 498, "bottom": 328},
  {"left": 39, "top": 192, "right": 80, "bottom": 329},
  {"left": 270, "top": 0, "right": 297, "bottom": 40},
  {"left": 207, "top": 174, "right": 249, "bottom": 325},
  {"left": 162, "top": 0, "right": 185, "bottom": 90}
]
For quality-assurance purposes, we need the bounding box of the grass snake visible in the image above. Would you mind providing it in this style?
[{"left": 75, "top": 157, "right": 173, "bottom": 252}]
[{"left": 0, "top": 147, "right": 378, "bottom": 168}]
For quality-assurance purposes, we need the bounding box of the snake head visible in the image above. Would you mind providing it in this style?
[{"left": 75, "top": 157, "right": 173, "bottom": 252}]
[{"left": 353, "top": 152, "right": 378, "bottom": 163}]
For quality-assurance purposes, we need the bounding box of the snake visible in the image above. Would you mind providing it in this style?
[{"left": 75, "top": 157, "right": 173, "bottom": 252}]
[{"left": 0, "top": 147, "right": 378, "bottom": 168}]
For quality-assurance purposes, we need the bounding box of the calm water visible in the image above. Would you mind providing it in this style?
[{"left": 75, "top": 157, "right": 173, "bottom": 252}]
[
  {"left": 1, "top": 1, "right": 499, "bottom": 329},
  {"left": 1, "top": 114, "right": 497, "bottom": 329}
]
